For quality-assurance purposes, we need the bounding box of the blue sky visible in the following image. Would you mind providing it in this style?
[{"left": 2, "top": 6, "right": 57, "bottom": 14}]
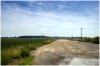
[{"left": 1, "top": 1, "right": 99, "bottom": 37}]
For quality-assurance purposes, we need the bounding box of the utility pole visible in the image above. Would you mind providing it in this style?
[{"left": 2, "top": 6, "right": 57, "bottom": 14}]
[{"left": 80, "top": 28, "right": 83, "bottom": 38}]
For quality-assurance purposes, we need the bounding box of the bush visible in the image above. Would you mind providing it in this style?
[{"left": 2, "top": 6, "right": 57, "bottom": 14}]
[
  {"left": 20, "top": 48, "right": 29, "bottom": 58},
  {"left": 79, "top": 37, "right": 90, "bottom": 42},
  {"left": 90, "top": 37, "right": 99, "bottom": 44},
  {"left": 26, "top": 45, "right": 36, "bottom": 50},
  {"left": 79, "top": 37, "right": 99, "bottom": 44}
]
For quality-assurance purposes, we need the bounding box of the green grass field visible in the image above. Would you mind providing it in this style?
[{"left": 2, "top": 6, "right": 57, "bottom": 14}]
[{"left": 1, "top": 38, "right": 55, "bottom": 65}]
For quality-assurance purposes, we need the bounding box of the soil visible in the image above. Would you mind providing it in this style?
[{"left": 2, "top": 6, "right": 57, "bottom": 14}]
[{"left": 31, "top": 39, "right": 99, "bottom": 65}]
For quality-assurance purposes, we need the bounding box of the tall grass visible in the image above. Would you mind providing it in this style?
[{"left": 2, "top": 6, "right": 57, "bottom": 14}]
[
  {"left": 79, "top": 36, "right": 99, "bottom": 44},
  {"left": 1, "top": 38, "right": 55, "bottom": 65}
]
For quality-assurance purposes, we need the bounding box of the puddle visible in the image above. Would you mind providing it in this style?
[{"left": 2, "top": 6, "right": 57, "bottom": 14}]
[{"left": 59, "top": 57, "right": 99, "bottom": 65}]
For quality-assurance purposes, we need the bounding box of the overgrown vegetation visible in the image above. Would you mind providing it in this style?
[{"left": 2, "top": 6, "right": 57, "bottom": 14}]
[
  {"left": 19, "top": 56, "right": 33, "bottom": 65},
  {"left": 1, "top": 38, "right": 55, "bottom": 65},
  {"left": 79, "top": 36, "right": 99, "bottom": 44}
]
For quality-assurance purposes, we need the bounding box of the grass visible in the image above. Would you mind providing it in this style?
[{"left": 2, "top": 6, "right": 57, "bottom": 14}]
[
  {"left": 20, "top": 48, "right": 29, "bottom": 58},
  {"left": 19, "top": 56, "right": 33, "bottom": 65},
  {"left": 79, "top": 36, "right": 99, "bottom": 44},
  {"left": 1, "top": 38, "right": 55, "bottom": 65}
]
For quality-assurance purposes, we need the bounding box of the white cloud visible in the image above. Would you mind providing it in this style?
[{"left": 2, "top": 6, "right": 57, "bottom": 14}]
[{"left": 1, "top": 2, "right": 99, "bottom": 37}]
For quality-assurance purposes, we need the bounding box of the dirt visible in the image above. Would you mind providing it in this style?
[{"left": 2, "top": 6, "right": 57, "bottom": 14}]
[
  {"left": 31, "top": 39, "right": 99, "bottom": 65},
  {"left": 8, "top": 58, "right": 25, "bottom": 65}
]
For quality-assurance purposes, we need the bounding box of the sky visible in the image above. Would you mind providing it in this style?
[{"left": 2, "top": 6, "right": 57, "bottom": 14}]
[{"left": 1, "top": 1, "right": 99, "bottom": 37}]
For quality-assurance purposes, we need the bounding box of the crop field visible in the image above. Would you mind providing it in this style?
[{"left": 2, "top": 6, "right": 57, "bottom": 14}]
[{"left": 1, "top": 38, "right": 55, "bottom": 65}]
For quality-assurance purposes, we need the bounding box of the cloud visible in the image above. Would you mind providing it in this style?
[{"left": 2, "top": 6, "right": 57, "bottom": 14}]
[{"left": 1, "top": 1, "right": 99, "bottom": 37}]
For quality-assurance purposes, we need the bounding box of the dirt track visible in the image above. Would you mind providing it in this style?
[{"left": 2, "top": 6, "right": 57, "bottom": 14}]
[{"left": 31, "top": 39, "right": 99, "bottom": 65}]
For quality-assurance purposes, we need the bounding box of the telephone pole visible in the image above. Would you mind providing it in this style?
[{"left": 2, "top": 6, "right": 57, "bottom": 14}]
[{"left": 80, "top": 28, "right": 83, "bottom": 38}]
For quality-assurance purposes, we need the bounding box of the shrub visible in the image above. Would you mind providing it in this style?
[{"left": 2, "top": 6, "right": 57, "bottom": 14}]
[
  {"left": 79, "top": 37, "right": 90, "bottom": 42},
  {"left": 20, "top": 48, "right": 29, "bottom": 58},
  {"left": 79, "top": 37, "right": 99, "bottom": 44},
  {"left": 26, "top": 45, "right": 36, "bottom": 50},
  {"left": 90, "top": 37, "right": 99, "bottom": 44}
]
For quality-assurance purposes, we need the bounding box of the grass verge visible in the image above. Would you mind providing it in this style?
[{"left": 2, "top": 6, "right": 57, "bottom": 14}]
[
  {"left": 19, "top": 56, "right": 33, "bottom": 65},
  {"left": 79, "top": 36, "right": 99, "bottom": 44},
  {"left": 1, "top": 38, "right": 55, "bottom": 65}
]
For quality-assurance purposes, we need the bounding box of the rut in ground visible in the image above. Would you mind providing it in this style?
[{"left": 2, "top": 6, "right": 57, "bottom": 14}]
[{"left": 30, "top": 39, "right": 99, "bottom": 65}]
